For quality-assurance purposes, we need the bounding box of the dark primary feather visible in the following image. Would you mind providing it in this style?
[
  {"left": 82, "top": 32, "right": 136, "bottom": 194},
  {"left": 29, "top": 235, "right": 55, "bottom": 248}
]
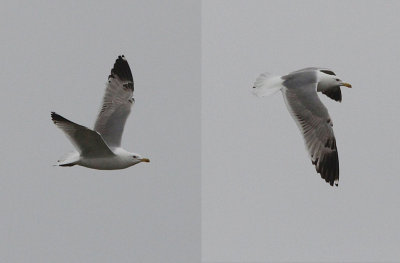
[
  {"left": 321, "top": 86, "right": 342, "bottom": 102},
  {"left": 51, "top": 111, "right": 68, "bottom": 123},
  {"left": 311, "top": 138, "right": 339, "bottom": 186},
  {"left": 109, "top": 55, "right": 134, "bottom": 90}
]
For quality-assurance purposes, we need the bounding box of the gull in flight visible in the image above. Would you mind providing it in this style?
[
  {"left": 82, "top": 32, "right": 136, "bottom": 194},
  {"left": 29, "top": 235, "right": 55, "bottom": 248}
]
[
  {"left": 253, "top": 68, "right": 351, "bottom": 186},
  {"left": 51, "top": 55, "right": 150, "bottom": 169}
]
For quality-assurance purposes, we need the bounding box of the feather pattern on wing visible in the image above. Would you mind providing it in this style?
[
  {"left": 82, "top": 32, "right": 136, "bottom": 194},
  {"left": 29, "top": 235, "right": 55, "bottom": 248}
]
[
  {"left": 94, "top": 55, "right": 134, "bottom": 147},
  {"left": 281, "top": 82, "right": 339, "bottom": 186},
  {"left": 51, "top": 112, "right": 114, "bottom": 157}
]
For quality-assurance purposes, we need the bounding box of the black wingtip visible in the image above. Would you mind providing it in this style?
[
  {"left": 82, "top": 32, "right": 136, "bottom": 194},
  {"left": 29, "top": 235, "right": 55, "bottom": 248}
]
[
  {"left": 51, "top": 111, "right": 58, "bottom": 120},
  {"left": 109, "top": 55, "right": 133, "bottom": 82},
  {"left": 312, "top": 144, "right": 339, "bottom": 187},
  {"left": 319, "top": 152, "right": 339, "bottom": 187},
  {"left": 51, "top": 112, "right": 67, "bottom": 124}
]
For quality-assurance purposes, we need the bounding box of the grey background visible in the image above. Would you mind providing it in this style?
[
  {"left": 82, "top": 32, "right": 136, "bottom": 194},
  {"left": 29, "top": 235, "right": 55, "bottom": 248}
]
[
  {"left": 0, "top": 1, "right": 200, "bottom": 262},
  {"left": 202, "top": 0, "right": 400, "bottom": 262}
]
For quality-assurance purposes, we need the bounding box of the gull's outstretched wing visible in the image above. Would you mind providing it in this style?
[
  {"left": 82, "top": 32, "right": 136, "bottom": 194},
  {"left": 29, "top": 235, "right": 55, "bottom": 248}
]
[
  {"left": 94, "top": 55, "right": 134, "bottom": 148},
  {"left": 282, "top": 83, "right": 339, "bottom": 186},
  {"left": 51, "top": 112, "right": 114, "bottom": 157}
]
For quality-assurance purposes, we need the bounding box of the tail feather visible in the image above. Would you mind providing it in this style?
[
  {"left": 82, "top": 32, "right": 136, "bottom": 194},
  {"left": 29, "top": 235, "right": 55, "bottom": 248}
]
[
  {"left": 252, "top": 72, "right": 283, "bottom": 97},
  {"left": 55, "top": 151, "right": 79, "bottom": 167}
]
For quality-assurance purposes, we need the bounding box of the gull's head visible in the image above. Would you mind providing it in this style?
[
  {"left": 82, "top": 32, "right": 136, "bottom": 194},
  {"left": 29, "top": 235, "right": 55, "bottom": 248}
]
[
  {"left": 317, "top": 69, "right": 352, "bottom": 89},
  {"left": 132, "top": 153, "right": 150, "bottom": 164},
  {"left": 115, "top": 148, "right": 150, "bottom": 167}
]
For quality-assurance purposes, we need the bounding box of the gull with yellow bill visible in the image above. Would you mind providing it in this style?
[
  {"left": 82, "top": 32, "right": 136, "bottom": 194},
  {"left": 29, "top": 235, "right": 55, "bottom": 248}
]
[
  {"left": 253, "top": 67, "right": 351, "bottom": 186},
  {"left": 51, "top": 55, "right": 150, "bottom": 170}
]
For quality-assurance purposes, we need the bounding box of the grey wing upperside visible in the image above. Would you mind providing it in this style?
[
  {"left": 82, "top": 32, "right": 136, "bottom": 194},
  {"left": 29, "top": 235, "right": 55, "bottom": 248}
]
[
  {"left": 51, "top": 112, "right": 114, "bottom": 157},
  {"left": 94, "top": 55, "right": 134, "bottom": 148},
  {"left": 281, "top": 83, "right": 339, "bottom": 186}
]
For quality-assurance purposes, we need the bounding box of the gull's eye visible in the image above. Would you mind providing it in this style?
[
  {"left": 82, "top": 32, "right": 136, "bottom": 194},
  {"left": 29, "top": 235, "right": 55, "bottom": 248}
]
[
  {"left": 335, "top": 78, "right": 340, "bottom": 81},
  {"left": 133, "top": 156, "right": 137, "bottom": 159}
]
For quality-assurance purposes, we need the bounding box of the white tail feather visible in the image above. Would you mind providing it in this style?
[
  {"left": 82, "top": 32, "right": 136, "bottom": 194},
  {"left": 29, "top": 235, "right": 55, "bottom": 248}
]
[{"left": 252, "top": 72, "right": 283, "bottom": 97}]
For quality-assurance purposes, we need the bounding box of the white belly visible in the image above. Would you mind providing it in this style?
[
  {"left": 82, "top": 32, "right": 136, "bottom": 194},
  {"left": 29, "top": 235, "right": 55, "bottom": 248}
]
[{"left": 78, "top": 156, "right": 134, "bottom": 170}]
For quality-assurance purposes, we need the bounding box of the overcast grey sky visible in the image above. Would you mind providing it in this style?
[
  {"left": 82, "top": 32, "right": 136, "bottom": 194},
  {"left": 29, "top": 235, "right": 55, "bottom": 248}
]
[
  {"left": 202, "top": 0, "right": 400, "bottom": 262},
  {"left": 0, "top": 1, "right": 200, "bottom": 262},
  {"left": 3, "top": 0, "right": 400, "bottom": 262}
]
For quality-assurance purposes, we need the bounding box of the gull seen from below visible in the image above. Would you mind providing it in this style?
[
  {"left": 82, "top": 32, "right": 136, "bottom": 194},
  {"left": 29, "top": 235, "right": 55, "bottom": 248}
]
[
  {"left": 51, "top": 55, "right": 150, "bottom": 170},
  {"left": 253, "top": 68, "right": 352, "bottom": 186}
]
